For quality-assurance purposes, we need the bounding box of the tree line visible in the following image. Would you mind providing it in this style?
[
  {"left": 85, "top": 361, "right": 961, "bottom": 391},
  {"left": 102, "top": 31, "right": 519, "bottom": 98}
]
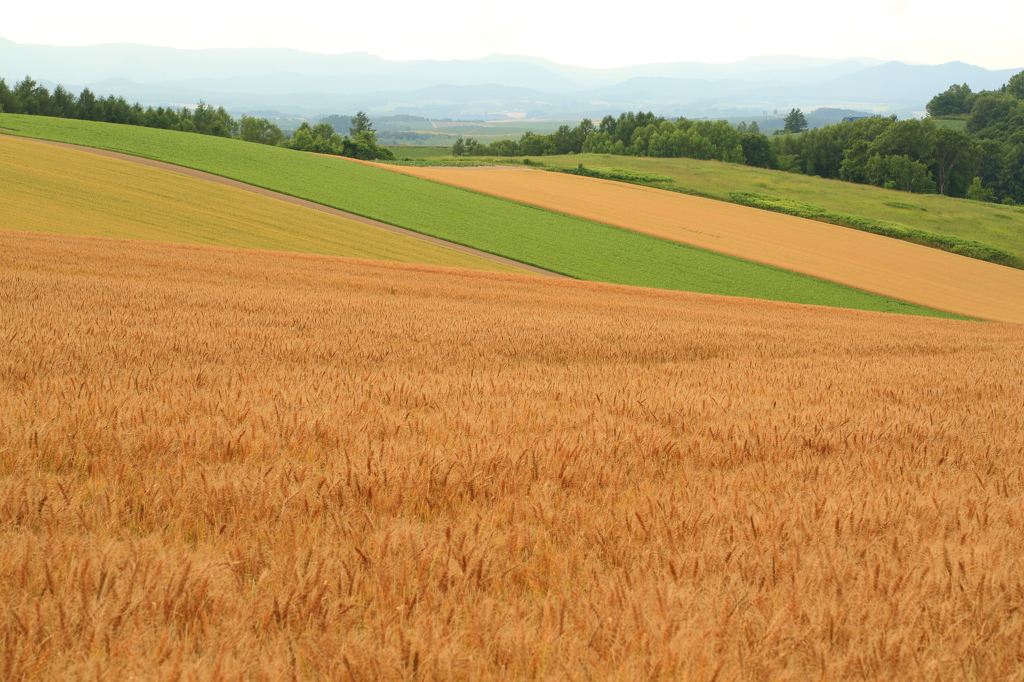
[
  {"left": 453, "top": 70, "right": 1024, "bottom": 204},
  {"left": 454, "top": 113, "right": 771, "bottom": 169},
  {"left": 0, "top": 76, "right": 393, "bottom": 160},
  {"left": 282, "top": 112, "right": 394, "bottom": 161}
]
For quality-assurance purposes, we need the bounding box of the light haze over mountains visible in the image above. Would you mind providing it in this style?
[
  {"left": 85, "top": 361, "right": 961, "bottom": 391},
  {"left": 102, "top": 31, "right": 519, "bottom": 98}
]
[{"left": 1, "top": 38, "right": 1020, "bottom": 120}]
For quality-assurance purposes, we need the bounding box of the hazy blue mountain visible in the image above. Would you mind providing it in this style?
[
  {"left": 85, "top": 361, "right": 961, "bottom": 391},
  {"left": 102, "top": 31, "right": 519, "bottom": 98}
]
[
  {"left": 588, "top": 77, "right": 760, "bottom": 100},
  {"left": 801, "top": 61, "right": 1022, "bottom": 104},
  {"left": 476, "top": 54, "right": 886, "bottom": 89},
  {"left": 2, "top": 38, "right": 1020, "bottom": 120}
]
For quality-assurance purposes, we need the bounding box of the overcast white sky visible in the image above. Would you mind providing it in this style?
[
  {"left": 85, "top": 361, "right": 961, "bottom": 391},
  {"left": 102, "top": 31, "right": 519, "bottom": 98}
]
[{"left": 3, "top": 0, "right": 1022, "bottom": 69}]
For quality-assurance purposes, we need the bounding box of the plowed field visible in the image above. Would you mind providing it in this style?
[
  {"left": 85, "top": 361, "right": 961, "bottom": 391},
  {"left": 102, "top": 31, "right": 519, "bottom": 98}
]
[
  {"left": 4, "top": 229, "right": 1024, "bottom": 680},
  {"left": 373, "top": 164, "right": 1024, "bottom": 323},
  {"left": 0, "top": 134, "right": 523, "bottom": 273}
]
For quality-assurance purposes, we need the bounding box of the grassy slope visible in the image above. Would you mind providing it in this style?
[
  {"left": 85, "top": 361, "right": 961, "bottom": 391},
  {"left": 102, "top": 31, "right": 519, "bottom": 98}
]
[
  {"left": 0, "top": 135, "right": 523, "bottom": 273},
  {"left": 490, "top": 153, "right": 1024, "bottom": 261},
  {"left": 0, "top": 114, "right": 964, "bottom": 319}
]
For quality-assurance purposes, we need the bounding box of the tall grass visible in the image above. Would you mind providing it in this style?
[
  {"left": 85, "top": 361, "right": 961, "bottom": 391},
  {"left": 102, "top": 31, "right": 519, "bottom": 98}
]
[{"left": 3, "top": 230, "right": 1024, "bottom": 680}]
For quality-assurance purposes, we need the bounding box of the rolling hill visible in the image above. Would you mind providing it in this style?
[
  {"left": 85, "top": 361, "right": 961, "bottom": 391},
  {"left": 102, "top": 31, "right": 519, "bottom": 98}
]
[
  {"left": 0, "top": 134, "right": 525, "bottom": 273},
  {"left": 528, "top": 154, "right": 1024, "bottom": 263},
  {"left": 372, "top": 163, "right": 1024, "bottom": 324},
  {"left": 0, "top": 114, "right": 954, "bottom": 318}
]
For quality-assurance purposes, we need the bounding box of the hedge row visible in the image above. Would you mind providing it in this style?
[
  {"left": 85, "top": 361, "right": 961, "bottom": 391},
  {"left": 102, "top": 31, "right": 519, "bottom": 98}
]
[{"left": 554, "top": 164, "right": 675, "bottom": 185}]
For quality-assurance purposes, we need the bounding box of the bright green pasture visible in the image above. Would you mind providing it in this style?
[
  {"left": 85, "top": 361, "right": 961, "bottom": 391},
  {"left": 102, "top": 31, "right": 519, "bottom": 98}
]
[
  {"left": 522, "top": 153, "right": 1024, "bottom": 261},
  {"left": 0, "top": 114, "right": 967, "bottom": 319}
]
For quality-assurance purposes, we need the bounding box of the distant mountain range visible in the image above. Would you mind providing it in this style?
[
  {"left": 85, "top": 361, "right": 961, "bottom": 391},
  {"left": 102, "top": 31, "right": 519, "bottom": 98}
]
[{"left": 2, "top": 38, "right": 1020, "bottom": 120}]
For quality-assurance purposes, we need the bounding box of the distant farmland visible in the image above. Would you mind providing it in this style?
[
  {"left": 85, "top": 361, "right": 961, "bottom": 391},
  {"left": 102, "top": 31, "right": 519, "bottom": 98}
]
[
  {"left": 0, "top": 115, "right": 954, "bottom": 318},
  {"left": 3, "top": 229, "right": 1024, "bottom": 680},
  {"left": 387, "top": 146, "right": 452, "bottom": 159},
  {"left": 375, "top": 163, "right": 1024, "bottom": 324},
  {"left": 0, "top": 135, "right": 523, "bottom": 273}
]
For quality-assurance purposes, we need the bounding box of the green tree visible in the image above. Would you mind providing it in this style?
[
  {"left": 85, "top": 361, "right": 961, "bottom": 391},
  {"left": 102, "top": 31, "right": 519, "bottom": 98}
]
[
  {"left": 50, "top": 85, "right": 76, "bottom": 117},
  {"left": 926, "top": 83, "right": 975, "bottom": 117},
  {"left": 869, "top": 118, "right": 936, "bottom": 166},
  {"left": 518, "top": 131, "right": 549, "bottom": 156},
  {"left": 1006, "top": 70, "right": 1024, "bottom": 99},
  {"left": 931, "top": 127, "right": 980, "bottom": 196},
  {"left": 349, "top": 111, "right": 373, "bottom": 137},
  {"left": 865, "top": 154, "right": 937, "bottom": 193},
  {"left": 739, "top": 133, "right": 775, "bottom": 168},
  {"left": 966, "top": 177, "right": 995, "bottom": 202},
  {"left": 239, "top": 115, "right": 284, "bottom": 145},
  {"left": 285, "top": 121, "right": 344, "bottom": 153},
  {"left": 966, "top": 94, "right": 1015, "bottom": 135},
  {"left": 13, "top": 77, "right": 50, "bottom": 116},
  {"left": 783, "top": 108, "right": 808, "bottom": 134},
  {"left": 75, "top": 88, "right": 100, "bottom": 121},
  {"left": 839, "top": 140, "right": 872, "bottom": 183},
  {"left": 549, "top": 124, "right": 578, "bottom": 155},
  {"left": 0, "top": 78, "right": 15, "bottom": 114},
  {"left": 344, "top": 131, "right": 395, "bottom": 161}
]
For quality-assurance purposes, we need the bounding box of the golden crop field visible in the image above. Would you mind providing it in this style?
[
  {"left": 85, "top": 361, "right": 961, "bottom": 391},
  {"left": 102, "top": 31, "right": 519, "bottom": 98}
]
[
  {"left": 371, "top": 163, "right": 1024, "bottom": 324},
  {"left": 3, "top": 228, "right": 1024, "bottom": 681},
  {"left": 0, "top": 134, "right": 521, "bottom": 274}
]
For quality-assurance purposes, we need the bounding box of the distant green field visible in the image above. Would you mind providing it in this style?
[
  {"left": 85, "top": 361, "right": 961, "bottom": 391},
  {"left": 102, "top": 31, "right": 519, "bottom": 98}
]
[
  {"left": 430, "top": 120, "right": 581, "bottom": 136},
  {"left": 0, "top": 114, "right": 966, "bottom": 319},
  {"left": 517, "top": 153, "right": 1024, "bottom": 262},
  {"left": 387, "top": 146, "right": 452, "bottom": 158},
  {"left": 408, "top": 120, "right": 586, "bottom": 143}
]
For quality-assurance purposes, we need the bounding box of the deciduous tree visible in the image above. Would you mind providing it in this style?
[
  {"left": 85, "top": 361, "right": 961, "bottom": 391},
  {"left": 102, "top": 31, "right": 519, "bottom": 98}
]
[{"left": 926, "top": 83, "right": 975, "bottom": 117}]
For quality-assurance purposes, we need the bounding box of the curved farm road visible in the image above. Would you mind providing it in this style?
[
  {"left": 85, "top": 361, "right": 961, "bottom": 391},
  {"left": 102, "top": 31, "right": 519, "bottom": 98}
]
[
  {"left": 8, "top": 136, "right": 563, "bottom": 278},
  {"left": 363, "top": 161, "right": 1024, "bottom": 324}
]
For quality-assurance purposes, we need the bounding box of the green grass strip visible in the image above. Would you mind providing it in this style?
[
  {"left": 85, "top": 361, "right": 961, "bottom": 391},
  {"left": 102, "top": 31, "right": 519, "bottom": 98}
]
[{"left": 0, "top": 114, "right": 969, "bottom": 319}]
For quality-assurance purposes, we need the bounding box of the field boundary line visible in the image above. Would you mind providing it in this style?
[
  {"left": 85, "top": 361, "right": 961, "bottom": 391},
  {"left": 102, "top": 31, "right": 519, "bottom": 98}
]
[
  {"left": 6, "top": 135, "right": 566, "bottom": 279},
  {"left": 367, "top": 162, "right": 1024, "bottom": 324}
]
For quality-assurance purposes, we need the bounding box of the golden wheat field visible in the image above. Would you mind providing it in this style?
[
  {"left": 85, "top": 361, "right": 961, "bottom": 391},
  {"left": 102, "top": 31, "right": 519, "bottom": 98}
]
[
  {"left": 0, "top": 134, "right": 520, "bottom": 273},
  {"left": 3, "top": 228, "right": 1024, "bottom": 681},
  {"left": 368, "top": 163, "right": 1024, "bottom": 324}
]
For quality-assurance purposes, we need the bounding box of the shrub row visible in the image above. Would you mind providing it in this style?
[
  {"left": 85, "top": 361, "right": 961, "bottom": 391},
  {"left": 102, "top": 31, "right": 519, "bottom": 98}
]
[{"left": 554, "top": 163, "right": 675, "bottom": 185}]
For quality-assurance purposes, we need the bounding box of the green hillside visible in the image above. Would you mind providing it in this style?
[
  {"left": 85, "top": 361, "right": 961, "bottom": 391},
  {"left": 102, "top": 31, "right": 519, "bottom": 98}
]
[
  {"left": 0, "top": 114, "right": 966, "bottom": 319},
  {"left": 521, "top": 153, "right": 1024, "bottom": 262},
  {"left": 0, "top": 134, "right": 523, "bottom": 273}
]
